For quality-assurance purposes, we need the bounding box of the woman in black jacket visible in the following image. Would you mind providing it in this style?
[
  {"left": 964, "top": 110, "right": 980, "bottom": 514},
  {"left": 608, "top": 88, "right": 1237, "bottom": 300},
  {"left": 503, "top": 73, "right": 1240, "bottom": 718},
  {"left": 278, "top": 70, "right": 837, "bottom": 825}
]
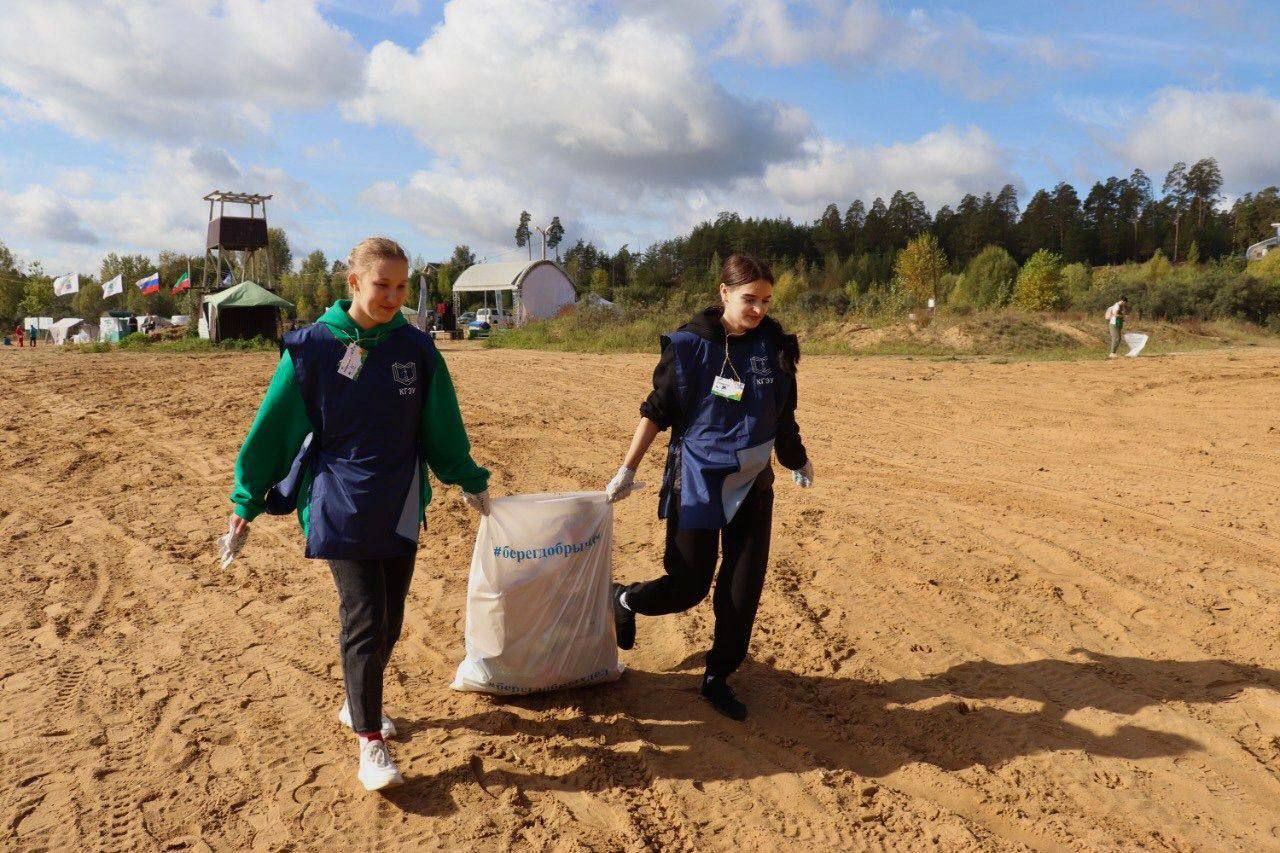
[{"left": 603, "top": 254, "right": 813, "bottom": 720}]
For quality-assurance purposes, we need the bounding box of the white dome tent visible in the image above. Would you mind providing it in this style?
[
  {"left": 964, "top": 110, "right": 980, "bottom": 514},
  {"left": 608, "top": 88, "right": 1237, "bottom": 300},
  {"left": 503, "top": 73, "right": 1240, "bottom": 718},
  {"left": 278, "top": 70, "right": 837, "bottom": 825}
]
[
  {"left": 48, "top": 317, "right": 99, "bottom": 345},
  {"left": 451, "top": 260, "right": 577, "bottom": 325}
]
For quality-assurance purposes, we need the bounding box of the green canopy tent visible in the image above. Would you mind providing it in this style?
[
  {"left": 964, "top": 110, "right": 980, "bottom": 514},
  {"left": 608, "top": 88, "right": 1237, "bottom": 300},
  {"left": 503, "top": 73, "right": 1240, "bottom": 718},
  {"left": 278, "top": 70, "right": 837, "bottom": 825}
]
[{"left": 200, "top": 280, "right": 293, "bottom": 343}]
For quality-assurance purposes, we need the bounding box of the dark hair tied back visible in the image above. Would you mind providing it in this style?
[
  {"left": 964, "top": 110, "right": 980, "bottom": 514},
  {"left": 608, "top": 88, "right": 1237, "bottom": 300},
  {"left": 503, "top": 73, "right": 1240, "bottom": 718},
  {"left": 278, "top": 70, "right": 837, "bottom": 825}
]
[{"left": 720, "top": 254, "right": 774, "bottom": 289}]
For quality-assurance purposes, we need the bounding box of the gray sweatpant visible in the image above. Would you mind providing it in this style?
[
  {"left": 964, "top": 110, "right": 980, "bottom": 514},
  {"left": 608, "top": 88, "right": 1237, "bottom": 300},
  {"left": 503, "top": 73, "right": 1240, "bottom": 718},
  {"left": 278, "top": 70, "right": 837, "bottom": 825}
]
[
  {"left": 1109, "top": 323, "right": 1123, "bottom": 355},
  {"left": 328, "top": 554, "right": 416, "bottom": 733}
]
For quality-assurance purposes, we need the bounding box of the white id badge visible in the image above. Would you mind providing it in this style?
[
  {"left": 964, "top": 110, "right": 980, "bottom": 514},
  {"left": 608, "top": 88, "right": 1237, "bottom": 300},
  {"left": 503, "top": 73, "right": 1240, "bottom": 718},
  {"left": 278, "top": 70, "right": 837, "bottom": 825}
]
[
  {"left": 337, "top": 342, "right": 364, "bottom": 380},
  {"left": 711, "top": 375, "right": 745, "bottom": 401}
]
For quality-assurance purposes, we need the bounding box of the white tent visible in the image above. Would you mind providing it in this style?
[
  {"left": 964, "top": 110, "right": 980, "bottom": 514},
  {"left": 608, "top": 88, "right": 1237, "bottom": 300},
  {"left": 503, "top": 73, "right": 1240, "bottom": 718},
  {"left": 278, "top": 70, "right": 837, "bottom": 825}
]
[
  {"left": 579, "top": 292, "right": 619, "bottom": 313},
  {"left": 99, "top": 315, "right": 132, "bottom": 343},
  {"left": 452, "top": 260, "right": 577, "bottom": 324},
  {"left": 49, "top": 317, "right": 98, "bottom": 345}
]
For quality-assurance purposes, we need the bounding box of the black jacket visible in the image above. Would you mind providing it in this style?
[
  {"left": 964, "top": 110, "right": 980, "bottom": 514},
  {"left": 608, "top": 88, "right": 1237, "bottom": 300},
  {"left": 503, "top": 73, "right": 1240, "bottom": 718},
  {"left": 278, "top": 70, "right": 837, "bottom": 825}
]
[{"left": 640, "top": 306, "right": 808, "bottom": 471}]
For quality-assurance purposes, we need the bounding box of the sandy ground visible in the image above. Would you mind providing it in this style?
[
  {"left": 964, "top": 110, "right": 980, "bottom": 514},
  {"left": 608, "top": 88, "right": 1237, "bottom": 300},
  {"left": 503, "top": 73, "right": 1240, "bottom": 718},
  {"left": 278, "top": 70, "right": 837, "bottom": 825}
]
[{"left": 2, "top": 341, "right": 1280, "bottom": 852}]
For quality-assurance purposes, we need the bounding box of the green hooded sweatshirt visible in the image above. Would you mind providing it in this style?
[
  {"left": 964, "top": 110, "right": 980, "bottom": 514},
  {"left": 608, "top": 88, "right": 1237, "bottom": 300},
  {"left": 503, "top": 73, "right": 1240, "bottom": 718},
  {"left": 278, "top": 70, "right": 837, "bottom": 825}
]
[{"left": 230, "top": 300, "right": 489, "bottom": 535}]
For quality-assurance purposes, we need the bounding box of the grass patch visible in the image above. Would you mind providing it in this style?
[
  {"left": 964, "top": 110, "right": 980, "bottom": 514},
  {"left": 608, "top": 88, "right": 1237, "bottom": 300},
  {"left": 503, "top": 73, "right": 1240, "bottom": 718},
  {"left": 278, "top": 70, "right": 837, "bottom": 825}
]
[
  {"left": 484, "top": 304, "right": 1280, "bottom": 361},
  {"left": 69, "top": 336, "right": 276, "bottom": 354},
  {"left": 485, "top": 305, "right": 688, "bottom": 353}
]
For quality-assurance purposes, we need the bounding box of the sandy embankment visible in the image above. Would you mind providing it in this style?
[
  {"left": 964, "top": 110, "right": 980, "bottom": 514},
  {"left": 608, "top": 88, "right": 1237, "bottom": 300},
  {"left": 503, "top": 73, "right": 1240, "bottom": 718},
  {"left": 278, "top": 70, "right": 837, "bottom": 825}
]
[{"left": 1, "top": 343, "right": 1279, "bottom": 851}]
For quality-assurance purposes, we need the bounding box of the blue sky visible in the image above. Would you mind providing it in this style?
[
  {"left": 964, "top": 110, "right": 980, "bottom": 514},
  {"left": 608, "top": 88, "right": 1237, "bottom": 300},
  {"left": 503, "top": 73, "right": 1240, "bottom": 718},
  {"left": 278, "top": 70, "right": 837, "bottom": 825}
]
[{"left": 1, "top": 0, "right": 1277, "bottom": 276}]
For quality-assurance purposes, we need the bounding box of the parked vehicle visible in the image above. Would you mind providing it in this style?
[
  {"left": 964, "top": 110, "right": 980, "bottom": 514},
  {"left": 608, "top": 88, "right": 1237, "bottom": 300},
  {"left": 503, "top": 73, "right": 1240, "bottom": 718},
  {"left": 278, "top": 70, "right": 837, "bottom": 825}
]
[{"left": 475, "top": 307, "right": 514, "bottom": 328}]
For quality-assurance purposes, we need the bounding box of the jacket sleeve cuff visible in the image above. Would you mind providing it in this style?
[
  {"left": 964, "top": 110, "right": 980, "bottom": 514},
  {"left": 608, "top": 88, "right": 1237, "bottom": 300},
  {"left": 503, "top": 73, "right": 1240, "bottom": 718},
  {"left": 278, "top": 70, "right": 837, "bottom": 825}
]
[
  {"left": 432, "top": 461, "right": 486, "bottom": 494},
  {"left": 233, "top": 503, "right": 262, "bottom": 522},
  {"left": 639, "top": 402, "right": 671, "bottom": 430},
  {"left": 455, "top": 467, "right": 491, "bottom": 495},
  {"left": 775, "top": 442, "right": 808, "bottom": 471}
]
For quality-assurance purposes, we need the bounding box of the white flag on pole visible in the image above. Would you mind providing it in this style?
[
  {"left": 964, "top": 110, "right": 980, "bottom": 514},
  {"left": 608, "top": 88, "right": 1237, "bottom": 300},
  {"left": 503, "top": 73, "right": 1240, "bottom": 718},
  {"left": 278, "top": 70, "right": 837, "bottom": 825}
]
[
  {"left": 102, "top": 274, "right": 123, "bottom": 297},
  {"left": 53, "top": 273, "right": 80, "bottom": 297},
  {"left": 416, "top": 274, "right": 429, "bottom": 330}
]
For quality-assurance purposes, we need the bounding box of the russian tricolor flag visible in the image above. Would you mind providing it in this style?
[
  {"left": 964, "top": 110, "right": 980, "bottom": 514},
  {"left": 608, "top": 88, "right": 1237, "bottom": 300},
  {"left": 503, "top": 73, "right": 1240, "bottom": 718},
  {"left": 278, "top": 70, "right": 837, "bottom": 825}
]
[{"left": 136, "top": 272, "right": 161, "bottom": 295}]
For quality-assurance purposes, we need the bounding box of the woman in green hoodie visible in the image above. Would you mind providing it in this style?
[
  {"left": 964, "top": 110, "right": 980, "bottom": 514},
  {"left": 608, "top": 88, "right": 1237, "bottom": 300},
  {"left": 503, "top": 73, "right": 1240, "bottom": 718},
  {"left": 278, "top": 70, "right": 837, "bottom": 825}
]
[{"left": 227, "top": 237, "right": 490, "bottom": 792}]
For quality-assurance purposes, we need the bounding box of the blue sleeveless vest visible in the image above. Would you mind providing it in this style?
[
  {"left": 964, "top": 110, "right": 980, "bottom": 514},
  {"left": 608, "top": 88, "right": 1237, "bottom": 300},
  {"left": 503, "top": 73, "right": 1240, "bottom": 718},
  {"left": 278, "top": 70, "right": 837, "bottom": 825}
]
[
  {"left": 659, "top": 328, "right": 789, "bottom": 529},
  {"left": 285, "top": 322, "right": 435, "bottom": 560}
]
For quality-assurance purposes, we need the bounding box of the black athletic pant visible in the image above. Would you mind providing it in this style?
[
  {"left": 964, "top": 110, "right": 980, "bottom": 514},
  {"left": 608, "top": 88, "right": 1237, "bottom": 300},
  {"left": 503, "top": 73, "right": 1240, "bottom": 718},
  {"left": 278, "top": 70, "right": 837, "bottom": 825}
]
[
  {"left": 625, "top": 469, "right": 774, "bottom": 678},
  {"left": 327, "top": 554, "right": 416, "bottom": 733}
]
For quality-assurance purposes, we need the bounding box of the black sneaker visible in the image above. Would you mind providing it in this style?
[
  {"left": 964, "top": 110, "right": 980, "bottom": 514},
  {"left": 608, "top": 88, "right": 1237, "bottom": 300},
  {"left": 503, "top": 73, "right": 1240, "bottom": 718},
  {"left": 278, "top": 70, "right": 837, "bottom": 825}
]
[
  {"left": 611, "top": 583, "right": 635, "bottom": 650},
  {"left": 700, "top": 675, "right": 747, "bottom": 721}
]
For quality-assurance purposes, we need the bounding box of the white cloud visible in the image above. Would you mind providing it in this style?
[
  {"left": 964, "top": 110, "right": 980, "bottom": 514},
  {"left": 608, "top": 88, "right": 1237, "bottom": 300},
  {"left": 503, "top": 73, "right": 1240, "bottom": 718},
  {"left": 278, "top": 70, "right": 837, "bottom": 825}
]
[
  {"left": 2, "top": 145, "right": 323, "bottom": 274},
  {"left": 719, "top": 0, "right": 886, "bottom": 66},
  {"left": 347, "top": 0, "right": 817, "bottom": 251},
  {"left": 361, "top": 165, "right": 546, "bottom": 251},
  {"left": 752, "top": 126, "right": 1017, "bottom": 217},
  {"left": 717, "top": 0, "right": 1013, "bottom": 99},
  {"left": 346, "top": 0, "right": 808, "bottom": 185},
  {"left": 1, "top": 186, "right": 101, "bottom": 246},
  {"left": 610, "top": 0, "right": 731, "bottom": 32},
  {"left": 0, "top": 0, "right": 364, "bottom": 141},
  {"left": 349, "top": 2, "right": 1022, "bottom": 254},
  {"left": 1122, "top": 89, "right": 1280, "bottom": 191}
]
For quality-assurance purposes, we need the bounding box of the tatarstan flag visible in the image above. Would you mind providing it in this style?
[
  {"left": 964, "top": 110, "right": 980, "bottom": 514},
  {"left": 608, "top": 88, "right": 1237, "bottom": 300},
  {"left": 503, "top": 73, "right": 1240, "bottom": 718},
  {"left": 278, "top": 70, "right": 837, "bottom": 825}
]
[{"left": 172, "top": 271, "right": 191, "bottom": 294}]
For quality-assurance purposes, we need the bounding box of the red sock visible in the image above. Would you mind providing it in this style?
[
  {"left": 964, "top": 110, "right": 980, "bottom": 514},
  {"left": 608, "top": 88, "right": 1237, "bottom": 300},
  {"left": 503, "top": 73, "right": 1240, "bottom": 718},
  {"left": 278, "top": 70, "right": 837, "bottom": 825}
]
[{"left": 358, "top": 731, "right": 383, "bottom": 742}]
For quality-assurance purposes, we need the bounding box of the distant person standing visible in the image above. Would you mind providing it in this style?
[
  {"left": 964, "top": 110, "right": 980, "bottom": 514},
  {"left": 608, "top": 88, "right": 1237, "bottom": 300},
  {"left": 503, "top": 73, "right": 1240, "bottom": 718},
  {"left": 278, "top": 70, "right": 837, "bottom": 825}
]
[
  {"left": 28, "top": 324, "right": 38, "bottom": 347},
  {"left": 13, "top": 324, "right": 24, "bottom": 348},
  {"left": 1105, "top": 296, "right": 1130, "bottom": 358}
]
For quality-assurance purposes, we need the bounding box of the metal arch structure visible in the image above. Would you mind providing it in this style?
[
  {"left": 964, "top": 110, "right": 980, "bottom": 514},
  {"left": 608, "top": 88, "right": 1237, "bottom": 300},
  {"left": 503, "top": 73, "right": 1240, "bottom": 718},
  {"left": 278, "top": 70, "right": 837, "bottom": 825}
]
[{"left": 1245, "top": 223, "right": 1280, "bottom": 261}]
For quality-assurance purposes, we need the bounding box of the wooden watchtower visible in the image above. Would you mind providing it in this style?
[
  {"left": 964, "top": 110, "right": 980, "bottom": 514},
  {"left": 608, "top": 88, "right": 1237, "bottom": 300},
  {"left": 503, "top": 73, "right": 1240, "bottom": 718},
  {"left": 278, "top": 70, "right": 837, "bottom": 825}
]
[{"left": 200, "top": 190, "right": 274, "bottom": 294}]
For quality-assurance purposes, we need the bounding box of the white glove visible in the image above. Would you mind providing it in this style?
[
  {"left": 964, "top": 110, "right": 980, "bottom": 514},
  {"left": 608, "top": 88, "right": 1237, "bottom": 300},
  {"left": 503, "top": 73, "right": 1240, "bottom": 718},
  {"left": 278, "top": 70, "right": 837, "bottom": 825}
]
[
  {"left": 605, "top": 466, "right": 636, "bottom": 503},
  {"left": 218, "top": 515, "right": 250, "bottom": 569},
  {"left": 792, "top": 460, "right": 814, "bottom": 488},
  {"left": 462, "top": 489, "right": 491, "bottom": 515}
]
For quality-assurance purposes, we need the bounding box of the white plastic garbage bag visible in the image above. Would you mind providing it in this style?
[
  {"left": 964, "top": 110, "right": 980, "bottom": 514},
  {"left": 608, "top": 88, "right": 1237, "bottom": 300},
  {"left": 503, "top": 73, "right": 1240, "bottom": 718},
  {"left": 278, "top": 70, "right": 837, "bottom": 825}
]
[
  {"left": 452, "top": 491, "right": 623, "bottom": 695},
  {"left": 1123, "top": 332, "right": 1149, "bottom": 357}
]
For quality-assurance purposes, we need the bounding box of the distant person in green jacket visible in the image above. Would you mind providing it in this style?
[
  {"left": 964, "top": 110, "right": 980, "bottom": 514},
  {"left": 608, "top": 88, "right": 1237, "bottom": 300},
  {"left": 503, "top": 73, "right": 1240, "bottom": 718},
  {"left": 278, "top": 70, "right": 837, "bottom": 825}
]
[{"left": 226, "top": 236, "right": 491, "bottom": 792}]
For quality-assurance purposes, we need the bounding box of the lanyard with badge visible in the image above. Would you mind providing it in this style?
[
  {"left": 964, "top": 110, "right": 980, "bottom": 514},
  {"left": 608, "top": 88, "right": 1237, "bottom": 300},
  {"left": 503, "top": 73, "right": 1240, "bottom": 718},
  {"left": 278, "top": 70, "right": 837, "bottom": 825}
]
[
  {"left": 326, "top": 323, "right": 390, "bottom": 381},
  {"left": 711, "top": 337, "right": 746, "bottom": 402}
]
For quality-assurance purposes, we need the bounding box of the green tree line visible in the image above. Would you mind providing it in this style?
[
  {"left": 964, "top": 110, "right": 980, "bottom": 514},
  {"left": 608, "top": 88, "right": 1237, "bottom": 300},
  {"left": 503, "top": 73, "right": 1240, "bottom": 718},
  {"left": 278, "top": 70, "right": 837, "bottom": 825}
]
[
  {"left": 559, "top": 158, "right": 1280, "bottom": 307},
  {"left": 0, "top": 226, "right": 295, "bottom": 327},
  {"left": 6, "top": 156, "right": 1280, "bottom": 329}
]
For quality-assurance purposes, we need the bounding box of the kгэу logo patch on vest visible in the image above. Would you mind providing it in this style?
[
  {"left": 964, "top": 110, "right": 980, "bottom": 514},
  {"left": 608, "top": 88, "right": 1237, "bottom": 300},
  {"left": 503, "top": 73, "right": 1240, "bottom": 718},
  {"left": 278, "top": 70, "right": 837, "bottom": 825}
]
[
  {"left": 750, "top": 356, "right": 773, "bottom": 385},
  {"left": 392, "top": 362, "right": 417, "bottom": 395}
]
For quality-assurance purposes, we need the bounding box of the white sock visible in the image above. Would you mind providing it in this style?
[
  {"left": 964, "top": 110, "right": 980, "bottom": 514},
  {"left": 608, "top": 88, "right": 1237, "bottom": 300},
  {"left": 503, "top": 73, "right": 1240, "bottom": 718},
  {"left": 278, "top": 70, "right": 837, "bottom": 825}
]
[{"left": 619, "top": 590, "right": 633, "bottom": 611}]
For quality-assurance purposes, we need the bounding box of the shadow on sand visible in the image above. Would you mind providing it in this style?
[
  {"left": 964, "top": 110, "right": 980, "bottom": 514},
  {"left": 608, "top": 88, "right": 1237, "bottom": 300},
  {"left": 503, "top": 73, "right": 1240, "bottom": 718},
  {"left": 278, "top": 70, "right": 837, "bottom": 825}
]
[{"left": 382, "top": 649, "right": 1280, "bottom": 815}]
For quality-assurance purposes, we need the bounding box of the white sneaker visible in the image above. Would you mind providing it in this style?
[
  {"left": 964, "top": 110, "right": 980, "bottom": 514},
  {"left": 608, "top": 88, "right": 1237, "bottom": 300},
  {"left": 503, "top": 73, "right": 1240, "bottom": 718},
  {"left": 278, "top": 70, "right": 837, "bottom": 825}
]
[
  {"left": 338, "top": 701, "right": 397, "bottom": 739},
  {"left": 357, "top": 738, "right": 404, "bottom": 791}
]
